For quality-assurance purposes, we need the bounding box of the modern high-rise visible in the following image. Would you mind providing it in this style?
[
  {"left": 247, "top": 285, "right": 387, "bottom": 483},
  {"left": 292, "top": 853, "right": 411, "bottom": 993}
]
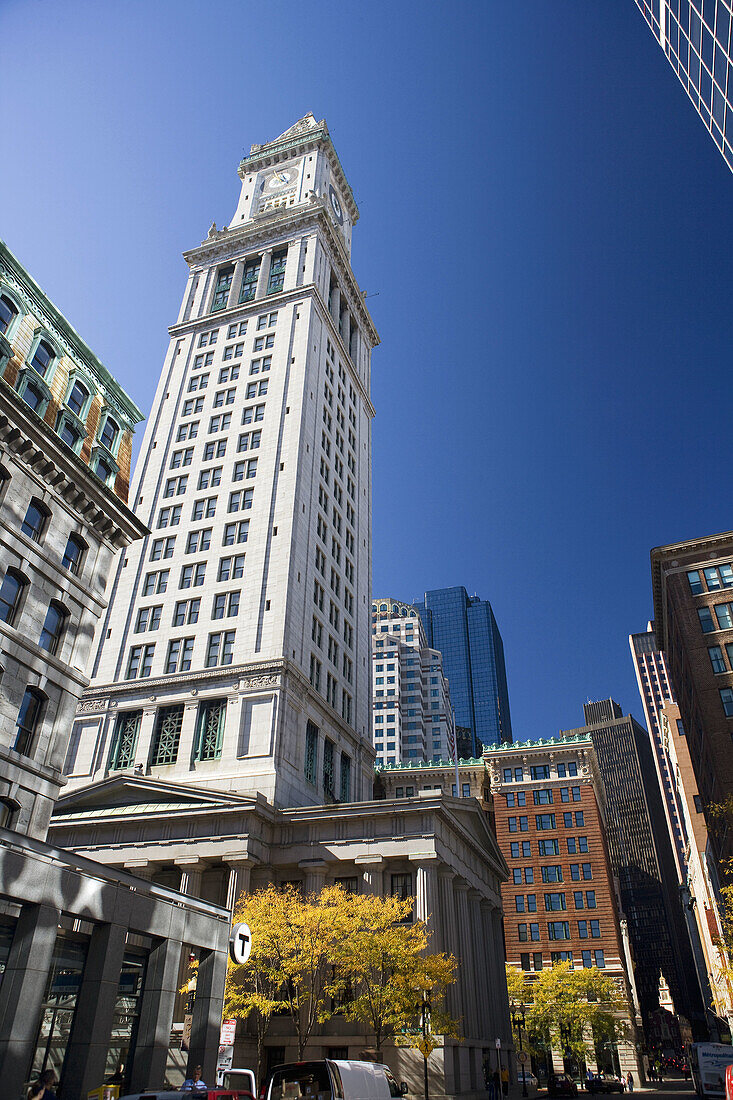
[
  {"left": 371, "top": 597, "right": 455, "bottom": 764},
  {"left": 413, "top": 586, "right": 513, "bottom": 752},
  {"left": 635, "top": 0, "right": 733, "bottom": 173},
  {"left": 563, "top": 701, "right": 706, "bottom": 1036},
  {"left": 49, "top": 117, "right": 514, "bottom": 1095}
]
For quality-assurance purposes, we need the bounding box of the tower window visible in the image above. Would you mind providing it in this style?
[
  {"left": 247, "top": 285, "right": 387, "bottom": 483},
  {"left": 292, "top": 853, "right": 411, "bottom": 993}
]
[
  {"left": 212, "top": 265, "right": 234, "bottom": 311},
  {"left": 239, "top": 258, "right": 261, "bottom": 303},
  {"left": 67, "top": 380, "right": 90, "bottom": 417},
  {"left": 267, "top": 250, "right": 287, "bottom": 295}
]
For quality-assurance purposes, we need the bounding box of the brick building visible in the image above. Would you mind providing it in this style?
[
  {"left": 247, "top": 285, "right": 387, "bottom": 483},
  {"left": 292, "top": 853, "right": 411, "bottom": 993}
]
[
  {"left": 485, "top": 735, "right": 641, "bottom": 1079},
  {"left": 651, "top": 533, "right": 733, "bottom": 873}
]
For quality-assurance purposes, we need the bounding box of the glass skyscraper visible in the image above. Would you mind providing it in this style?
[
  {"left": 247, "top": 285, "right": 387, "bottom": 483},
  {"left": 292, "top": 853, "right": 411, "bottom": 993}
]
[
  {"left": 413, "top": 586, "right": 513, "bottom": 753},
  {"left": 635, "top": 0, "right": 733, "bottom": 173}
]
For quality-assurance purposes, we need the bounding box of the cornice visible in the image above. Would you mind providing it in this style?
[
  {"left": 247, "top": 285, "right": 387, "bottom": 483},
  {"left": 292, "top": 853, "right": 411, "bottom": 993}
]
[
  {"left": 179, "top": 201, "right": 379, "bottom": 349},
  {"left": 0, "top": 241, "right": 144, "bottom": 426},
  {"left": 0, "top": 380, "right": 148, "bottom": 549}
]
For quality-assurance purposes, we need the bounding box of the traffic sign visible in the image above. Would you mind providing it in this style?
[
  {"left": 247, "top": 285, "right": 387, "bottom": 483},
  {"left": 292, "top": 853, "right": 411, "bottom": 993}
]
[
  {"left": 517, "top": 1051, "right": 529, "bottom": 1065},
  {"left": 229, "top": 922, "right": 252, "bottom": 964},
  {"left": 220, "top": 1019, "right": 237, "bottom": 1045},
  {"left": 495, "top": 1038, "right": 502, "bottom": 1049}
]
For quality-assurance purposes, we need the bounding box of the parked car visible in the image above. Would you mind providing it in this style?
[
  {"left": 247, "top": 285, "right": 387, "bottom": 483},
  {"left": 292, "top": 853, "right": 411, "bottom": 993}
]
[
  {"left": 515, "top": 1065, "right": 539, "bottom": 1091},
  {"left": 263, "top": 1061, "right": 408, "bottom": 1100},
  {"left": 220, "top": 1072, "right": 257, "bottom": 1093},
  {"left": 584, "top": 1074, "right": 626, "bottom": 1094},
  {"left": 548, "top": 1074, "right": 578, "bottom": 1098}
]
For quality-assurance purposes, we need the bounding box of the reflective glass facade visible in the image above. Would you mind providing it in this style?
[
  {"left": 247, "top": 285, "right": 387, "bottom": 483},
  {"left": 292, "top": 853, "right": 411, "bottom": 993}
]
[
  {"left": 636, "top": 0, "right": 733, "bottom": 172},
  {"left": 413, "top": 586, "right": 513, "bottom": 752}
]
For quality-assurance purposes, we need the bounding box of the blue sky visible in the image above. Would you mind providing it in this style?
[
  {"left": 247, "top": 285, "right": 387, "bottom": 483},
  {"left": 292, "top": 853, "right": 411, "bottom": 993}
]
[{"left": 3, "top": 1, "right": 732, "bottom": 742}]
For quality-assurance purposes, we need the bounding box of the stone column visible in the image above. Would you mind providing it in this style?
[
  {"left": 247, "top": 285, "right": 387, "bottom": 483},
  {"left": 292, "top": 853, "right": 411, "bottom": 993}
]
[
  {"left": 438, "top": 870, "right": 457, "bottom": 1017},
  {"left": 413, "top": 859, "right": 439, "bottom": 941},
  {"left": 129, "top": 936, "right": 182, "bottom": 1092},
  {"left": 330, "top": 284, "right": 341, "bottom": 325},
  {"left": 454, "top": 881, "right": 477, "bottom": 1038},
  {"left": 469, "top": 891, "right": 489, "bottom": 1040},
  {"left": 0, "top": 903, "right": 59, "bottom": 1100},
  {"left": 481, "top": 902, "right": 500, "bottom": 1040},
  {"left": 356, "top": 855, "right": 384, "bottom": 895},
  {"left": 256, "top": 250, "right": 273, "bottom": 299},
  {"left": 224, "top": 859, "right": 252, "bottom": 914},
  {"left": 124, "top": 859, "right": 158, "bottom": 881},
  {"left": 228, "top": 259, "right": 247, "bottom": 306},
  {"left": 491, "top": 908, "right": 512, "bottom": 1048},
  {"left": 136, "top": 707, "right": 158, "bottom": 767},
  {"left": 187, "top": 945, "right": 228, "bottom": 1085},
  {"left": 178, "top": 702, "right": 200, "bottom": 769},
  {"left": 62, "top": 922, "right": 128, "bottom": 1100},
  {"left": 299, "top": 860, "right": 327, "bottom": 896},
  {"left": 176, "top": 857, "right": 208, "bottom": 898},
  {"left": 339, "top": 307, "right": 350, "bottom": 349}
]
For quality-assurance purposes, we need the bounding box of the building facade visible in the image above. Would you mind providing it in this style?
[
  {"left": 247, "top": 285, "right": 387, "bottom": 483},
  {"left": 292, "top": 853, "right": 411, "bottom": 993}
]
[
  {"left": 413, "top": 586, "right": 512, "bottom": 753},
  {"left": 563, "top": 701, "right": 705, "bottom": 1037},
  {"left": 485, "top": 735, "right": 642, "bottom": 1080},
  {"left": 651, "top": 532, "right": 733, "bottom": 871},
  {"left": 371, "top": 598, "right": 455, "bottom": 764},
  {"left": 635, "top": 0, "right": 733, "bottom": 173},
  {"left": 630, "top": 624, "right": 730, "bottom": 1036},
  {"left": 63, "top": 113, "right": 377, "bottom": 809},
  {"left": 0, "top": 243, "right": 230, "bottom": 1100},
  {"left": 50, "top": 117, "right": 514, "bottom": 1099}
]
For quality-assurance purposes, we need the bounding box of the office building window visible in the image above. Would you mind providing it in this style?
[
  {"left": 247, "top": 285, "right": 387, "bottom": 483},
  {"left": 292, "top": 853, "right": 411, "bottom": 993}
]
[
  {"left": 109, "top": 710, "right": 141, "bottom": 770},
  {"left": 548, "top": 921, "right": 570, "bottom": 941},
  {"left": 21, "top": 499, "right": 50, "bottom": 542},
  {"left": 240, "top": 258, "right": 261, "bottom": 303},
  {"left": 305, "top": 720, "right": 318, "bottom": 784},
  {"left": 150, "top": 705, "right": 184, "bottom": 765},
  {"left": 126, "top": 644, "right": 155, "bottom": 679},
  {"left": 193, "top": 699, "right": 226, "bottom": 761},
  {"left": 0, "top": 568, "right": 27, "bottom": 625},
  {"left": 135, "top": 605, "right": 162, "bottom": 633},
  {"left": 699, "top": 607, "right": 715, "bottom": 633},
  {"left": 267, "top": 250, "right": 287, "bottom": 294},
  {"left": 212, "top": 264, "right": 234, "bottom": 311},
  {"left": 720, "top": 688, "right": 733, "bottom": 717},
  {"left": 205, "top": 630, "right": 235, "bottom": 667},
  {"left": 165, "top": 637, "right": 194, "bottom": 674}
]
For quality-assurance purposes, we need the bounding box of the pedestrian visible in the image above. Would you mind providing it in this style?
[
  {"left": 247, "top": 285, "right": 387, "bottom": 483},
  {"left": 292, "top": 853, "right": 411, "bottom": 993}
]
[
  {"left": 183, "top": 1066, "right": 208, "bottom": 1091},
  {"left": 493, "top": 1069, "right": 501, "bottom": 1100},
  {"left": 501, "top": 1065, "right": 509, "bottom": 1097},
  {"left": 28, "top": 1070, "right": 58, "bottom": 1100},
  {"left": 627, "top": 1073, "right": 634, "bottom": 1093},
  {"left": 648, "top": 1064, "right": 655, "bottom": 1083},
  {"left": 657, "top": 1062, "right": 663, "bottom": 1085}
]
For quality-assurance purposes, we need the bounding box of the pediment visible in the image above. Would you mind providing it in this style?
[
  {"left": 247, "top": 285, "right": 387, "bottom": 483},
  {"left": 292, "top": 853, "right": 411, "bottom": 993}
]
[
  {"left": 53, "top": 774, "right": 256, "bottom": 818},
  {"left": 442, "top": 797, "right": 509, "bottom": 877},
  {"left": 272, "top": 113, "right": 323, "bottom": 143}
]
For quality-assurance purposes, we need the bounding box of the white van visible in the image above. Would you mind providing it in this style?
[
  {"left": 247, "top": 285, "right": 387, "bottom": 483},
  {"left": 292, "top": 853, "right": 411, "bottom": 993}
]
[{"left": 265, "top": 1060, "right": 407, "bottom": 1100}]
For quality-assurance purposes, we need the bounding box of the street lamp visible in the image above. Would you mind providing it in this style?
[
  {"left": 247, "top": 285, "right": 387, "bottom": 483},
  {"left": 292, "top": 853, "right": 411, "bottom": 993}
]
[{"left": 511, "top": 1006, "right": 528, "bottom": 1099}]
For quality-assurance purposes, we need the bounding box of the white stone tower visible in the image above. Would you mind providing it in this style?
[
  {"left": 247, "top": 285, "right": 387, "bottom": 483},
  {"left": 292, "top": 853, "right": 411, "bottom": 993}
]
[{"left": 65, "top": 114, "right": 378, "bottom": 808}]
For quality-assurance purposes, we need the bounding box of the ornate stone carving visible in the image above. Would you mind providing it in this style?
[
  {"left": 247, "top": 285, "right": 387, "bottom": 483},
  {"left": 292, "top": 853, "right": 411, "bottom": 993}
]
[{"left": 76, "top": 698, "right": 107, "bottom": 714}]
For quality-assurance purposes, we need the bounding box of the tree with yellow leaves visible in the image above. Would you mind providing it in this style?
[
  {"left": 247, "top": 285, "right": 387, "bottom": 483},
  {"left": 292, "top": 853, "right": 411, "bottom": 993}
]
[
  {"left": 336, "top": 890, "right": 459, "bottom": 1055},
  {"left": 225, "top": 884, "right": 460, "bottom": 1081},
  {"left": 226, "top": 885, "right": 347, "bottom": 1074}
]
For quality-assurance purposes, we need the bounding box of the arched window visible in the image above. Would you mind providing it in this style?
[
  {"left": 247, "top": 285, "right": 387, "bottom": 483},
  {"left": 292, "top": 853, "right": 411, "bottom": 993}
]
[
  {"left": 62, "top": 533, "right": 86, "bottom": 575},
  {"left": 21, "top": 376, "right": 48, "bottom": 413},
  {"left": 0, "top": 464, "right": 10, "bottom": 501},
  {"left": 39, "top": 601, "right": 68, "bottom": 655},
  {"left": 14, "top": 687, "right": 45, "bottom": 755},
  {"left": 21, "top": 499, "right": 50, "bottom": 542},
  {"left": 0, "top": 295, "right": 18, "bottom": 335},
  {"left": 0, "top": 568, "right": 28, "bottom": 625},
  {"left": 66, "top": 379, "right": 90, "bottom": 418},
  {"left": 380, "top": 603, "right": 387, "bottom": 612},
  {"left": 99, "top": 414, "right": 120, "bottom": 452},
  {"left": 30, "top": 338, "right": 55, "bottom": 378}
]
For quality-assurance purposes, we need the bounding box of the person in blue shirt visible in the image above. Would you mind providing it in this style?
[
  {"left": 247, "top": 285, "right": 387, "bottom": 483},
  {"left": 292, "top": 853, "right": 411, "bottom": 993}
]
[{"left": 183, "top": 1066, "right": 207, "bottom": 1090}]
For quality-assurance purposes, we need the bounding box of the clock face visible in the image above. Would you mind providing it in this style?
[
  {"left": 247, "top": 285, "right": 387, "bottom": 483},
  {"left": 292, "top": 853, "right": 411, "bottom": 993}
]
[
  {"left": 329, "top": 184, "right": 344, "bottom": 226},
  {"left": 264, "top": 166, "right": 298, "bottom": 190}
]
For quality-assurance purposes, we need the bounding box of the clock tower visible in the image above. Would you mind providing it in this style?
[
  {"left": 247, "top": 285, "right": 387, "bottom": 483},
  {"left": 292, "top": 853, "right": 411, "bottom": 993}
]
[
  {"left": 62, "top": 114, "right": 377, "bottom": 809},
  {"left": 230, "top": 113, "right": 356, "bottom": 257}
]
